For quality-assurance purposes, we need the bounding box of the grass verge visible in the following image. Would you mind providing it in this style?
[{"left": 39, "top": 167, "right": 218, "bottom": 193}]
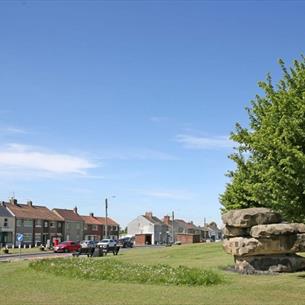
[{"left": 29, "top": 257, "right": 224, "bottom": 286}]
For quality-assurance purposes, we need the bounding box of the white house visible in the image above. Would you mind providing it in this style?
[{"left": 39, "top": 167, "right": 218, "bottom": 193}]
[{"left": 127, "top": 212, "right": 168, "bottom": 245}]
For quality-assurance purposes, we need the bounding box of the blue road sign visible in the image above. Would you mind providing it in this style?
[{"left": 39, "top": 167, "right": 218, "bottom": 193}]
[{"left": 16, "top": 233, "right": 24, "bottom": 242}]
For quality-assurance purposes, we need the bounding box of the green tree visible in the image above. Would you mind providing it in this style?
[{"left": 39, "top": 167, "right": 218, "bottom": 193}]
[{"left": 220, "top": 57, "right": 305, "bottom": 222}]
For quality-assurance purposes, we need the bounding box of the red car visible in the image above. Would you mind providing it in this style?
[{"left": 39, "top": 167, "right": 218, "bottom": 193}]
[{"left": 54, "top": 241, "right": 81, "bottom": 253}]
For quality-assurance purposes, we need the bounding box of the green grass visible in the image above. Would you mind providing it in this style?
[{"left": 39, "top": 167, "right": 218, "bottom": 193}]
[
  {"left": 29, "top": 257, "right": 223, "bottom": 286},
  {"left": 1, "top": 247, "right": 52, "bottom": 255},
  {"left": 1, "top": 243, "right": 305, "bottom": 305}
]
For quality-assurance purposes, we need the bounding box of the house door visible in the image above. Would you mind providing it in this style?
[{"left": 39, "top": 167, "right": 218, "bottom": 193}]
[{"left": 145, "top": 234, "right": 152, "bottom": 245}]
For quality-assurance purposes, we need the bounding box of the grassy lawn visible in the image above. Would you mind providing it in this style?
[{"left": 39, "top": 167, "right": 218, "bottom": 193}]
[
  {"left": 0, "top": 247, "right": 52, "bottom": 255},
  {"left": 1, "top": 243, "right": 305, "bottom": 305}
]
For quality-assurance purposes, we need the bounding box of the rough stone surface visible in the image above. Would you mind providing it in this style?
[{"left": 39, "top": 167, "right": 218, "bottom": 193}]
[
  {"left": 223, "top": 225, "right": 250, "bottom": 238},
  {"left": 223, "top": 237, "right": 260, "bottom": 256},
  {"left": 250, "top": 223, "right": 305, "bottom": 238},
  {"left": 235, "top": 254, "right": 305, "bottom": 274},
  {"left": 291, "top": 234, "right": 305, "bottom": 252},
  {"left": 223, "top": 234, "right": 305, "bottom": 256},
  {"left": 222, "top": 208, "right": 282, "bottom": 228}
]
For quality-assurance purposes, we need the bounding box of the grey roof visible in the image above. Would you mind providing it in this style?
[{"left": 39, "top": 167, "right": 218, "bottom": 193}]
[
  {"left": 143, "top": 215, "right": 163, "bottom": 225},
  {"left": 0, "top": 203, "right": 14, "bottom": 217}
]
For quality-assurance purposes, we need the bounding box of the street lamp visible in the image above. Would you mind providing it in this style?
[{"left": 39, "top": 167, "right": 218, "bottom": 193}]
[{"left": 104, "top": 196, "right": 115, "bottom": 239}]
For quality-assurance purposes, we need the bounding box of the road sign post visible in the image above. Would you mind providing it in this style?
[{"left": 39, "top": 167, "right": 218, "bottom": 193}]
[{"left": 16, "top": 233, "right": 24, "bottom": 258}]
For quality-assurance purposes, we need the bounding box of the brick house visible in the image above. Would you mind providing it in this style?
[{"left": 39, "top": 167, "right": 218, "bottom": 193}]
[
  {"left": 6, "top": 198, "right": 64, "bottom": 246},
  {"left": 81, "top": 213, "right": 103, "bottom": 241},
  {"left": 0, "top": 202, "right": 15, "bottom": 246},
  {"left": 96, "top": 216, "right": 120, "bottom": 240},
  {"left": 81, "top": 213, "right": 120, "bottom": 241},
  {"left": 163, "top": 216, "right": 201, "bottom": 244},
  {"left": 52, "top": 207, "right": 84, "bottom": 241}
]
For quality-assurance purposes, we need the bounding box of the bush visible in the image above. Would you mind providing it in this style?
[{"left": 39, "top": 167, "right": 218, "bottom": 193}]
[{"left": 29, "top": 258, "right": 223, "bottom": 286}]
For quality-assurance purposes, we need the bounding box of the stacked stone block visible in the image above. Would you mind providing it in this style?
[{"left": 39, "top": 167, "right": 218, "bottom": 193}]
[{"left": 222, "top": 208, "right": 305, "bottom": 273}]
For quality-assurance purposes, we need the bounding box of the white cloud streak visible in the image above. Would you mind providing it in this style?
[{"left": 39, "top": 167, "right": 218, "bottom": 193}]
[
  {"left": 0, "top": 126, "right": 27, "bottom": 135},
  {"left": 0, "top": 144, "right": 96, "bottom": 176},
  {"left": 176, "top": 134, "right": 233, "bottom": 150}
]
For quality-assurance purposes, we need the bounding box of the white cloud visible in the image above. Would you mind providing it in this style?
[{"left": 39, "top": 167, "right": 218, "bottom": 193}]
[
  {"left": 0, "top": 143, "right": 96, "bottom": 176},
  {"left": 0, "top": 126, "right": 27, "bottom": 135},
  {"left": 176, "top": 134, "right": 233, "bottom": 150}
]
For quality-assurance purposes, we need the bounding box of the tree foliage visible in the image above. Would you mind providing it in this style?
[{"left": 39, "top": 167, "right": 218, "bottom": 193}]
[{"left": 220, "top": 56, "right": 305, "bottom": 222}]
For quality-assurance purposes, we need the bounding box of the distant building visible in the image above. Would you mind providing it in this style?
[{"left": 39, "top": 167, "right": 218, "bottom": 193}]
[
  {"left": 53, "top": 207, "right": 84, "bottom": 241},
  {"left": 81, "top": 213, "right": 120, "bottom": 241},
  {"left": 163, "top": 216, "right": 201, "bottom": 244},
  {"left": 6, "top": 198, "right": 64, "bottom": 246},
  {"left": 199, "top": 221, "right": 223, "bottom": 241},
  {"left": 0, "top": 202, "right": 15, "bottom": 246},
  {"left": 127, "top": 212, "right": 168, "bottom": 245}
]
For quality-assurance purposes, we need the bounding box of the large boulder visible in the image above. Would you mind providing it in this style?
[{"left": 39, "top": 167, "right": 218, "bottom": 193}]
[
  {"left": 222, "top": 208, "right": 282, "bottom": 228},
  {"left": 235, "top": 254, "right": 305, "bottom": 274},
  {"left": 223, "top": 225, "right": 250, "bottom": 238},
  {"left": 223, "top": 234, "right": 304, "bottom": 256},
  {"left": 251, "top": 223, "right": 305, "bottom": 238}
]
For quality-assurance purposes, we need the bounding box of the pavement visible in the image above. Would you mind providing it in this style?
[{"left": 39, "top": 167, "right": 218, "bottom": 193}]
[{"left": 0, "top": 251, "right": 72, "bottom": 262}]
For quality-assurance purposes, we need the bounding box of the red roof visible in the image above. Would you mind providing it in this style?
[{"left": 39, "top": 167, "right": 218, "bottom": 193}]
[
  {"left": 96, "top": 216, "right": 119, "bottom": 226},
  {"left": 7, "top": 203, "right": 62, "bottom": 221},
  {"left": 81, "top": 215, "right": 102, "bottom": 225},
  {"left": 53, "top": 208, "right": 84, "bottom": 222}
]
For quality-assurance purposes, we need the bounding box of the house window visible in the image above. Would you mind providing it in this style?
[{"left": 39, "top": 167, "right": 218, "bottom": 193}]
[
  {"left": 4, "top": 218, "right": 8, "bottom": 227},
  {"left": 35, "top": 220, "right": 42, "bottom": 227},
  {"left": 16, "top": 219, "right": 23, "bottom": 227},
  {"left": 92, "top": 225, "right": 98, "bottom": 231},
  {"left": 76, "top": 223, "right": 81, "bottom": 230},
  {"left": 35, "top": 233, "right": 41, "bottom": 242},
  {"left": 50, "top": 222, "right": 55, "bottom": 228},
  {"left": 23, "top": 233, "right": 32, "bottom": 243},
  {"left": 58, "top": 222, "right": 62, "bottom": 228},
  {"left": 24, "top": 219, "right": 33, "bottom": 227},
  {"left": 44, "top": 221, "right": 48, "bottom": 228},
  {"left": 112, "top": 226, "right": 117, "bottom": 231},
  {"left": 84, "top": 224, "right": 88, "bottom": 230}
]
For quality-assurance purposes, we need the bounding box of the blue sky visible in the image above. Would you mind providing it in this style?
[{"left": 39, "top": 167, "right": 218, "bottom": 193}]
[{"left": 0, "top": 1, "right": 304, "bottom": 227}]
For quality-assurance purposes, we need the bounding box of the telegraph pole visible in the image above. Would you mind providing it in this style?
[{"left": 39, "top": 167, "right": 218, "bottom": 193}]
[
  {"left": 105, "top": 198, "right": 108, "bottom": 239},
  {"left": 171, "top": 211, "right": 175, "bottom": 244}
]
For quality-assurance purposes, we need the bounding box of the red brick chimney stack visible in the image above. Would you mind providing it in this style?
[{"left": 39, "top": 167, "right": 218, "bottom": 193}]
[{"left": 163, "top": 215, "right": 171, "bottom": 225}]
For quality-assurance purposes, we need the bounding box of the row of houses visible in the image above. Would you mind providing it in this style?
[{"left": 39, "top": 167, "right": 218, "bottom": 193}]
[
  {"left": 0, "top": 198, "right": 119, "bottom": 247},
  {"left": 127, "top": 212, "right": 222, "bottom": 245}
]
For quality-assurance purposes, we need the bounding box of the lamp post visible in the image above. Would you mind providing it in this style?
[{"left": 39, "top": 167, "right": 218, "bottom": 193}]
[{"left": 104, "top": 196, "right": 115, "bottom": 239}]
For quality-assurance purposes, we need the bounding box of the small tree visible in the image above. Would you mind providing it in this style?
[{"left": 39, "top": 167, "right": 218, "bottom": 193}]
[{"left": 220, "top": 56, "right": 305, "bottom": 222}]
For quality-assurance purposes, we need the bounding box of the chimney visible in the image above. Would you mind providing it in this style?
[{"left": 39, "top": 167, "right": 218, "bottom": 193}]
[
  {"left": 89, "top": 212, "right": 94, "bottom": 217},
  {"left": 145, "top": 211, "right": 153, "bottom": 219},
  {"left": 163, "top": 215, "right": 170, "bottom": 225},
  {"left": 27, "top": 200, "right": 33, "bottom": 207},
  {"left": 73, "top": 206, "right": 78, "bottom": 214},
  {"left": 9, "top": 197, "right": 17, "bottom": 205}
]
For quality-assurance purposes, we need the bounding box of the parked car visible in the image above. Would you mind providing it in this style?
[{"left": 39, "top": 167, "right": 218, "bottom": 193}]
[
  {"left": 97, "top": 239, "right": 117, "bottom": 248},
  {"left": 80, "top": 240, "right": 97, "bottom": 248},
  {"left": 117, "top": 237, "right": 133, "bottom": 248},
  {"left": 54, "top": 241, "right": 81, "bottom": 253}
]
